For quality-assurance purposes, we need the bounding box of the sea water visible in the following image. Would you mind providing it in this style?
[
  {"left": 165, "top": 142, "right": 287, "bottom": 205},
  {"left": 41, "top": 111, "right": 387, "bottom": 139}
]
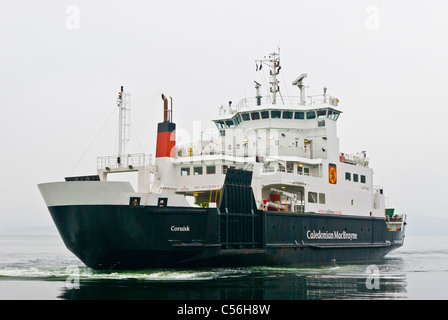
[{"left": 1, "top": 234, "right": 447, "bottom": 300}]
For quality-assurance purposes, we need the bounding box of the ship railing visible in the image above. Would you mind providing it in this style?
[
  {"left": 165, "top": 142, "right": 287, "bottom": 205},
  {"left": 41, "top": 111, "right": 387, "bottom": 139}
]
[
  {"left": 339, "top": 152, "right": 370, "bottom": 167},
  {"left": 262, "top": 167, "right": 322, "bottom": 178},
  {"left": 220, "top": 94, "right": 339, "bottom": 115},
  {"left": 177, "top": 147, "right": 314, "bottom": 162},
  {"left": 97, "top": 153, "right": 152, "bottom": 170},
  {"left": 177, "top": 147, "right": 261, "bottom": 158}
]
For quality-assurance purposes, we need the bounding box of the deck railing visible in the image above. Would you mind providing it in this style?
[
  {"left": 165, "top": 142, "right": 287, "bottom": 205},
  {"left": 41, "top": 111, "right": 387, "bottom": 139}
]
[
  {"left": 97, "top": 153, "right": 151, "bottom": 170},
  {"left": 220, "top": 94, "right": 339, "bottom": 115}
]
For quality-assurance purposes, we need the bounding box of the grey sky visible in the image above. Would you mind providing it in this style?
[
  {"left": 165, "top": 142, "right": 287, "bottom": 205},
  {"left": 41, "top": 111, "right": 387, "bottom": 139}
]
[{"left": 0, "top": 0, "right": 447, "bottom": 234}]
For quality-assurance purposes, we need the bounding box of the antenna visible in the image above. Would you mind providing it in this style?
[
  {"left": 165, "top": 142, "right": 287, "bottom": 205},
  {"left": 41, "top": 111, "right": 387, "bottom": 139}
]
[
  {"left": 255, "top": 49, "right": 281, "bottom": 105},
  {"left": 254, "top": 81, "right": 262, "bottom": 106},
  {"left": 117, "top": 86, "right": 131, "bottom": 165},
  {"left": 292, "top": 73, "right": 307, "bottom": 105}
]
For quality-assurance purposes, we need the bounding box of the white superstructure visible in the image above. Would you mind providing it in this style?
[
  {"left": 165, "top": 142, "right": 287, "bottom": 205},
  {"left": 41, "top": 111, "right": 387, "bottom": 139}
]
[
  {"left": 93, "top": 51, "right": 387, "bottom": 219},
  {"left": 165, "top": 50, "right": 385, "bottom": 218}
]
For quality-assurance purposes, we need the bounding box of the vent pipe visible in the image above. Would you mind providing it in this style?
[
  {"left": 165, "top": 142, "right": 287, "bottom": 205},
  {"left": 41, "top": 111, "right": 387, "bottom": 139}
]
[{"left": 161, "top": 94, "right": 169, "bottom": 122}]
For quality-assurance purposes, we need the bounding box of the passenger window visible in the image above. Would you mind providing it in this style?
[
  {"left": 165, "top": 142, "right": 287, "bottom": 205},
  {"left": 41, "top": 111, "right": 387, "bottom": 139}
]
[
  {"left": 361, "top": 175, "right": 366, "bottom": 183},
  {"left": 319, "top": 193, "right": 326, "bottom": 204},
  {"left": 345, "top": 172, "right": 351, "bottom": 181},
  {"left": 181, "top": 167, "right": 190, "bottom": 176},
  {"left": 308, "top": 192, "right": 317, "bottom": 203},
  {"left": 206, "top": 165, "right": 216, "bottom": 174},
  {"left": 353, "top": 174, "right": 359, "bottom": 182},
  {"left": 194, "top": 166, "right": 203, "bottom": 175}
]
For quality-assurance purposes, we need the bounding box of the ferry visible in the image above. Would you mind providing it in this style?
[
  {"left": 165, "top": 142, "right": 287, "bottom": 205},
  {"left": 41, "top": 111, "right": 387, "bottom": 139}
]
[{"left": 38, "top": 50, "right": 406, "bottom": 269}]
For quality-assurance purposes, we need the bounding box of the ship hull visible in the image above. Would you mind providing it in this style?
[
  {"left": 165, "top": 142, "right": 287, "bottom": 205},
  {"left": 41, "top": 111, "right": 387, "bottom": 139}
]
[{"left": 48, "top": 204, "right": 404, "bottom": 270}]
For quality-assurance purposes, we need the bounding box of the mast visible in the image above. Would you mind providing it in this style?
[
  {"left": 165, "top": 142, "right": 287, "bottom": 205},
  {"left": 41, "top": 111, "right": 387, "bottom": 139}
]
[
  {"left": 256, "top": 49, "right": 281, "bottom": 105},
  {"left": 117, "top": 86, "right": 131, "bottom": 166}
]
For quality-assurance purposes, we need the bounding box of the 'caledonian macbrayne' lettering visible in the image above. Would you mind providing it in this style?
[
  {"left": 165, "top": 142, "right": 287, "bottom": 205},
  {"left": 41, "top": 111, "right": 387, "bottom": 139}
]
[{"left": 307, "top": 230, "right": 358, "bottom": 241}]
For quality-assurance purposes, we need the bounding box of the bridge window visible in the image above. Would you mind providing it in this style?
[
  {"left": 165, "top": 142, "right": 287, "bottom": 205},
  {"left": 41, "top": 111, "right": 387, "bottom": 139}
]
[
  {"left": 328, "top": 111, "right": 340, "bottom": 121},
  {"left": 225, "top": 120, "right": 234, "bottom": 128},
  {"left": 251, "top": 112, "right": 260, "bottom": 120},
  {"left": 295, "top": 111, "right": 304, "bottom": 119},
  {"left": 181, "top": 167, "right": 190, "bottom": 176},
  {"left": 317, "top": 110, "right": 327, "bottom": 118},
  {"left": 282, "top": 111, "right": 293, "bottom": 119},
  {"left": 271, "top": 110, "right": 281, "bottom": 118},
  {"left": 215, "top": 121, "right": 224, "bottom": 129},
  {"left": 261, "top": 110, "right": 270, "bottom": 119},
  {"left": 241, "top": 113, "right": 250, "bottom": 121},
  {"left": 306, "top": 111, "right": 316, "bottom": 119}
]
